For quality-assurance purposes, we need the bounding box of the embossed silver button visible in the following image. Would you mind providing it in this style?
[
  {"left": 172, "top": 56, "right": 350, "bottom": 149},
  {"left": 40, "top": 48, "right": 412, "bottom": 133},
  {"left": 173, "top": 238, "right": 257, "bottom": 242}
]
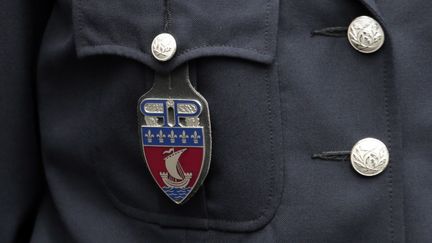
[
  {"left": 351, "top": 138, "right": 389, "bottom": 176},
  {"left": 151, "top": 33, "right": 177, "bottom": 61},
  {"left": 348, "top": 16, "right": 385, "bottom": 53}
]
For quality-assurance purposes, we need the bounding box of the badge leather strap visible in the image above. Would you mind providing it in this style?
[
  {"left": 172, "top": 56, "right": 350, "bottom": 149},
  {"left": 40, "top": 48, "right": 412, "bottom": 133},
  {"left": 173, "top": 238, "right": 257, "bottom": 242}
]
[{"left": 137, "top": 64, "right": 212, "bottom": 204}]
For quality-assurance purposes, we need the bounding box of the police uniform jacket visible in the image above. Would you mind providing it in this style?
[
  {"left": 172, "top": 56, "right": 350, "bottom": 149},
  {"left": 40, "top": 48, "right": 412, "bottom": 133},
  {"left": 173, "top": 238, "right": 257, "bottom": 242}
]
[{"left": 1, "top": 0, "right": 431, "bottom": 242}]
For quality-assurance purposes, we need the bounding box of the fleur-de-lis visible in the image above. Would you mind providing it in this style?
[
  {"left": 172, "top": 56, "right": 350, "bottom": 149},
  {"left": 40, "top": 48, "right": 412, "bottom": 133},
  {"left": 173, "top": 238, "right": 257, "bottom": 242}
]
[
  {"left": 191, "top": 131, "right": 201, "bottom": 144},
  {"left": 179, "top": 130, "right": 189, "bottom": 144},
  {"left": 144, "top": 130, "right": 154, "bottom": 143},
  {"left": 156, "top": 130, "right": 166, "bottom": 143},
  {"left": 168, "top": 130, "right": 177, "bottom": 143}
]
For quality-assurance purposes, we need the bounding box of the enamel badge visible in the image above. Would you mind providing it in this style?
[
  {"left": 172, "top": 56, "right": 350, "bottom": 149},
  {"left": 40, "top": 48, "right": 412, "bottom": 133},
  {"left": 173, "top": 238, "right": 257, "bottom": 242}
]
[{"left": 138, "top": 65, "right": 211, "bottom": 204}]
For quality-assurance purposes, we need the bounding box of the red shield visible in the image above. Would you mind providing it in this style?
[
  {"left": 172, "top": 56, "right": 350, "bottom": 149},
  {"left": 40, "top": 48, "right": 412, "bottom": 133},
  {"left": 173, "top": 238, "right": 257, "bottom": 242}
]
[{"left": 141, "top": 126, "right": 204, "bottom": 204}]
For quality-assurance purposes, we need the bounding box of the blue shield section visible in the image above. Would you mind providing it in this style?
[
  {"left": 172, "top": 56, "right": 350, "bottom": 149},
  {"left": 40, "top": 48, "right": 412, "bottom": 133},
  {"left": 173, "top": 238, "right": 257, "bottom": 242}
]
[{"left": 141, "top": 126, "right": 204, "bottom": 147}]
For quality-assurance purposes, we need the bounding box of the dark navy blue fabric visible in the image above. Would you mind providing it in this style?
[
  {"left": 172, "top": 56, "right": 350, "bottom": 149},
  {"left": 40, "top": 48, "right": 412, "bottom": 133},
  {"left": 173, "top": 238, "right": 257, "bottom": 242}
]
[
  {"left": 0, "top": 1, "right": 52, "bottom": 242},
  {"left": 1, "top": 0, "right": 432, "bottom": 242},
  {"left": 73, "top": 0, "right": 279, "bottom": 72}
]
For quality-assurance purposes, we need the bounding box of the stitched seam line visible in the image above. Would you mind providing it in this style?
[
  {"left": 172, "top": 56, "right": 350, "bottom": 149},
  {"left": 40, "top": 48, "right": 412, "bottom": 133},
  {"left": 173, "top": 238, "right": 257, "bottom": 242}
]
[
  {"left": 273, "top": 61, "right": 286, "bottom": 220},
  {"left": 163, "top": 0, "right": 171, "bottom": 31},
  {"left": 259, "top": 66, "right": 276, "bottom": 224},
  {"left": 80, "top": 44, "right": 269, "bottom": 59},
  {"left": 383, "top": 46, "right": 395, "bottom": 243},
  {"left": 178, "top": 44, "right": 266, "bottom": 56},
  {"left": 263, "top": 0, "right": 271, "bottom": 51},
  {"left": 356, "top": 1, "right": 396, "bottom": 239},
  {"left": 76, "top": 0, "right": 84, "bottom": 47}
]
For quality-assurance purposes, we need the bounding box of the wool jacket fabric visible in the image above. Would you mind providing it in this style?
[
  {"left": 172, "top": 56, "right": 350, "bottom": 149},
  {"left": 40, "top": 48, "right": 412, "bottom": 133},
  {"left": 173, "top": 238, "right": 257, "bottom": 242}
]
[{"left": 1, "top": 0, "right": 431, "bottom": 242}]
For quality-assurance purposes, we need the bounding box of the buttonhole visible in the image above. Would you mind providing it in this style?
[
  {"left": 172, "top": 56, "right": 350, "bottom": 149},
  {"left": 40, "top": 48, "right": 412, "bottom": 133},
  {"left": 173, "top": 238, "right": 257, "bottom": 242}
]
[
  {"left": 311, "top": 26, "right": 348, "bottom": 38},
  {"left": 311, "top": 150, "right": 351, "bottom": 161}
]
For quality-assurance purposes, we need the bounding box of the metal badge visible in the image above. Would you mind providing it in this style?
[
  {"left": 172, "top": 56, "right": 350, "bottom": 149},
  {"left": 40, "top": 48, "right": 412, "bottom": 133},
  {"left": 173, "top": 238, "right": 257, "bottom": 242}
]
[{"left": 138, "top": 65, "right": 211, "bottom": 204}]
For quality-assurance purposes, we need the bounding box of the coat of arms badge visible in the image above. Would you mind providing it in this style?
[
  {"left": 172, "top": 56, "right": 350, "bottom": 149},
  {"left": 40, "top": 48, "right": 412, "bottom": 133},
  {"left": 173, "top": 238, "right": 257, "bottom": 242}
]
[{"left": 137, "top": 65, "right": 211, "bottom": 204}]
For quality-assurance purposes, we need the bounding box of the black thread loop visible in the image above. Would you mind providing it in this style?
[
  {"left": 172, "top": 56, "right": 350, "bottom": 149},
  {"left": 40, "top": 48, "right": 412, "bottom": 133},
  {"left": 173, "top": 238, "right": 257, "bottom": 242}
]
[
  {"left": 311, "top": 27, "right": 348, "bottom": 38},
  {"left": 311, "top": 151, "right": 351, "bottom": 161}
]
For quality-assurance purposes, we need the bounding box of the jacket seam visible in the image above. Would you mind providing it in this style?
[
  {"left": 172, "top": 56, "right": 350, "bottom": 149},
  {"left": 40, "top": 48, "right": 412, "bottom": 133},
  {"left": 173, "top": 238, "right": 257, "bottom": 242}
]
[{"left": 383, "top": 44, "right": 395, "bottom": 243}]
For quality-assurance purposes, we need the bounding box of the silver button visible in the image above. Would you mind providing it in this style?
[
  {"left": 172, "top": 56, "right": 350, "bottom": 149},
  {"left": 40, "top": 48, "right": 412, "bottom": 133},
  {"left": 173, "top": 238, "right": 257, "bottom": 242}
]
[
  {"left": 347, "top": 16, "right": 385, "bottom": 53},
  {"left": 151, "top": 33, "right": 177, "bottom": 61},
  {"left": 351, "top": 138, "right": 389, "bottom": 176}
]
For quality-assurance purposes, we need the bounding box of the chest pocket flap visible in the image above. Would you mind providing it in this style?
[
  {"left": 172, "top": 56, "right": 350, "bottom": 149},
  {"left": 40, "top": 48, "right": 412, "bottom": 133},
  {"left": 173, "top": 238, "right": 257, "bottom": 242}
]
[{"left": 74, "top": 0, "right": 279, "bottom": 72}]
